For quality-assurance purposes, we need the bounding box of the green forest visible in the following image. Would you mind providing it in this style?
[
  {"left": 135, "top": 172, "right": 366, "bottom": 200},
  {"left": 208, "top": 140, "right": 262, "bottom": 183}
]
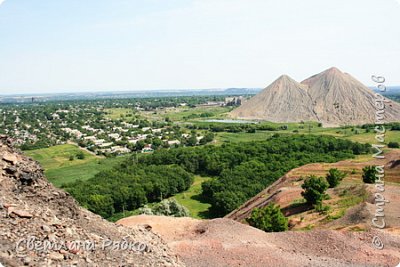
[{"left": 64, "top": 134, "right": 370, "bottom": 218}]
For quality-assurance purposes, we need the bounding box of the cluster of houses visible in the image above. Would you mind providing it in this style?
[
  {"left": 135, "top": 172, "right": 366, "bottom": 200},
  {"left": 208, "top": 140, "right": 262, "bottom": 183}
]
[
  {"left": 60, "top": 122, "right": 190, "bottom": 155},
  {"left": 1, "top": 103, "right": 210, "bottom": 156},
  {"left": 4, "top": 128, "right": 39, "bottom": 146}
]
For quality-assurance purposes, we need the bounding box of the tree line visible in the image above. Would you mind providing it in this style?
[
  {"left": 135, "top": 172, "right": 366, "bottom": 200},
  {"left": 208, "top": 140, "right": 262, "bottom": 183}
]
[{"left": 64, "top": 134, "right": 371, "bottom": 218}]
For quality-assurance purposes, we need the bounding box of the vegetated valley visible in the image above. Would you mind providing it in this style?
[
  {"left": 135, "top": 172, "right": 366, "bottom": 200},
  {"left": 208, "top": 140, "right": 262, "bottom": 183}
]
[{"left": 63, "top": 134, "right": 370, "bottom": 219}]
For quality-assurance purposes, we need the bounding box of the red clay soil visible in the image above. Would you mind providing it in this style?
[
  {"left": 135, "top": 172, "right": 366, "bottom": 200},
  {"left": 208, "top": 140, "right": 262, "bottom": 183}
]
[{"left": 118, "top": 215, "right": 400, "bottom": 267}]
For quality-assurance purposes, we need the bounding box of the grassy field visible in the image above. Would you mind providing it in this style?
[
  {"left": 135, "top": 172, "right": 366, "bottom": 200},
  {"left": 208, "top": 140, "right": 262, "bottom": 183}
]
[
  {"left": 25, "top": 144, "right": 127, "bottom": 187},
  {"left": 342, "top": 130, "right": 400, "bottom": 144},
  {"left": 140, "top": 106, "right": 233, "bottom": 122},
  {"left": 216, "top": 131, "right": 274, "bottom": 143},
  {"left": 171, "top": 176, "right": 213, "bottom": 219},
  {"left": 104, "top": 108, "right": 135, "bottom": 120},
  {"left": 215, "top": 124, "right": 400, "bottom": 145},
  {"left": 25, "top": 144, "right": 97, "bottom": 169}
]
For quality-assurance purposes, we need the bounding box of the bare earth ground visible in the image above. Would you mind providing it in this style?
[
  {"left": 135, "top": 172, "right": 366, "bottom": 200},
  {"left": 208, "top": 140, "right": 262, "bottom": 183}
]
[
  {"left": 119, "top": 150, "right": 400, "bottom": 267},
  {"left": 118, "top": 215, "right": 400, "bottom": 267}
]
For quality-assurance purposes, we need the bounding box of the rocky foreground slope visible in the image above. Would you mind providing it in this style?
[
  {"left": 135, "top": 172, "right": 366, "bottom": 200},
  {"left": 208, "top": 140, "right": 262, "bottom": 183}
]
[
  {"left": 0, "top": 135, "right": 183, "bottom": 267},
  {"left": 229, "top": 67, "right": 400, "bottom": 126}
]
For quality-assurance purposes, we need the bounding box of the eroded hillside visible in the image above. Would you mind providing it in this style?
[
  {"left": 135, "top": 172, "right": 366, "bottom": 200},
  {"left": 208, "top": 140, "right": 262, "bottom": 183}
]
[{"left": 0, "top": 135, "right": 183, "bottom": 267}]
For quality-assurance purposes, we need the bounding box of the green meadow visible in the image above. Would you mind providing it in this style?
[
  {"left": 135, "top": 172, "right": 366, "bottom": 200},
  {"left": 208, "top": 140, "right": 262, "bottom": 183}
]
[
  {"left": 104, "top": 108, "right": 134, "bottom": 120},
  {"left": 25, "top": 144, "right": 127, "bottom": 187},
  {"left": 171, "top": 176, "right": 213, "bottom": 219}
]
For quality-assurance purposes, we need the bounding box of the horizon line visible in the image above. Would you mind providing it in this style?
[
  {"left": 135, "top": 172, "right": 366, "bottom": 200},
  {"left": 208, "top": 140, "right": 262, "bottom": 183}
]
[{"left": 1, "top": 85, "right": 400, "bottom": 97}]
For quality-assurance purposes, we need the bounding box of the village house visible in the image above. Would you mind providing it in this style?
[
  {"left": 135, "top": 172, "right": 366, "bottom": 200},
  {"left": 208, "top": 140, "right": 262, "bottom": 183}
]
[
  {"left": 93, "top": 139, "right": 105, "bottom": 145},
  {"left": 167, "top": 140, "right": 180, "bottom": 146},
  {"left": 84, "top": 136, "right": 96, "bottom": 141},
  {"left": 99, "top": 142, "right": 113, "bottom": 148},
  {"left": 152, "top": 128, "right": 162, "bottom": 133},
  {"left": 111, "top": 146, "right": 131, "bottom": 154},
  {"left": 141, "top": 144, "right": 154, "bottom": 153},
  {"left": 108, "top": 133, "right": 120, "bottom": 140}
]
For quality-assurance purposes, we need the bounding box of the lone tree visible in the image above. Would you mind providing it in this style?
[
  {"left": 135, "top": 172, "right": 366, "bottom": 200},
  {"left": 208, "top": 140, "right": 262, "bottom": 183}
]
[
  {"left": 301, "top": 175, "right": 329, "bottom": 205},
  {"left": 247, "top": 203, "right": 288, "bottom": 232},
  {"left": 362, "top": 165, "right": 378, "bottom": 184},
  {"left": 326, "top": 168, "right": 347, "bottom": 188}
]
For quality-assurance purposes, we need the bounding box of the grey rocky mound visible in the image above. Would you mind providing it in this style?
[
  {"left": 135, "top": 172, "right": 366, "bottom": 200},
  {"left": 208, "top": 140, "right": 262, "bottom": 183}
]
[
  {"left": 0, "top": 135, "right": 183, "bottom": 267},
  {"left": 230, "top": 67, "right": 400, "bottom": 126},
  {"left": 229, "top": 74, "right": 318, "bottom": 123}
]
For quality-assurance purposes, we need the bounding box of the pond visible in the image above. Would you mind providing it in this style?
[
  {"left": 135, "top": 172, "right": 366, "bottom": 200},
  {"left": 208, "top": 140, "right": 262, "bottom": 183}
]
[{"left": 203, "top": 119, "right": 259, "bottom": 124}]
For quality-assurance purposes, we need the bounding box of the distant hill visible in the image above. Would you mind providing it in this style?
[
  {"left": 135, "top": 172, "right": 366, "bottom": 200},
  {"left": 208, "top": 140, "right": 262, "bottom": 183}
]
[
  {"left": 229, "top": 67, "right": 400, "bottom": 126},
  {"left": 223, "top": 88, "right": 262, "bottom": 95}
]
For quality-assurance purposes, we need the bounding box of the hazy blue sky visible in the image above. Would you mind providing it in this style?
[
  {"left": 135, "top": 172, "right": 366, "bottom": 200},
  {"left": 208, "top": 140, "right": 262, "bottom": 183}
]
[{"left": 0, "top": 0, "right": 399, "bottom": 94}]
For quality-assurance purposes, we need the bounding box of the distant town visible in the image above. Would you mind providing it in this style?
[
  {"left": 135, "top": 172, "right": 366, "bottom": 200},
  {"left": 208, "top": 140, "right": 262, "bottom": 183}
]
[{"left": 0, "top": 95, "right": 246, "bottom": 156}]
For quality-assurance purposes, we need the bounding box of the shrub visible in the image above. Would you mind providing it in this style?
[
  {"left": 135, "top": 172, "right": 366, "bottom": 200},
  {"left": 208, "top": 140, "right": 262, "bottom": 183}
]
[
  {"left": 362, "top": 166, "right": 378, "bottom": 184},
  {"left": 76, "top": 151, "right": 85, "bottom": 160},
  {"left": 327, "top": 210, "right": 345, "bottom": 221},
  {"left": 301, "top": 175, "right": 329, "bottom": 205},
  {"left": 247, "top": 203, "right": 288, "bottom": 232},
  {"left": 388, "top": 142, "right": 400, "bottom": 148},
  {"left": 155, "top": 198, "right": 190, "bottom": 217},
  {"left": 315, "top": 203, "right": 331, "bottom": 214},
  {"left": 137, "top": 205, "right": 153, "bottom": 215},
  {"left": 391, "top": 123, "right": 400, "bottom": 131},
  {"left": 326, "top": 168, "right": 347, "bottom": 188},
  {"left": 147, "top": 198, "right": 190, "bottom": 217}
]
